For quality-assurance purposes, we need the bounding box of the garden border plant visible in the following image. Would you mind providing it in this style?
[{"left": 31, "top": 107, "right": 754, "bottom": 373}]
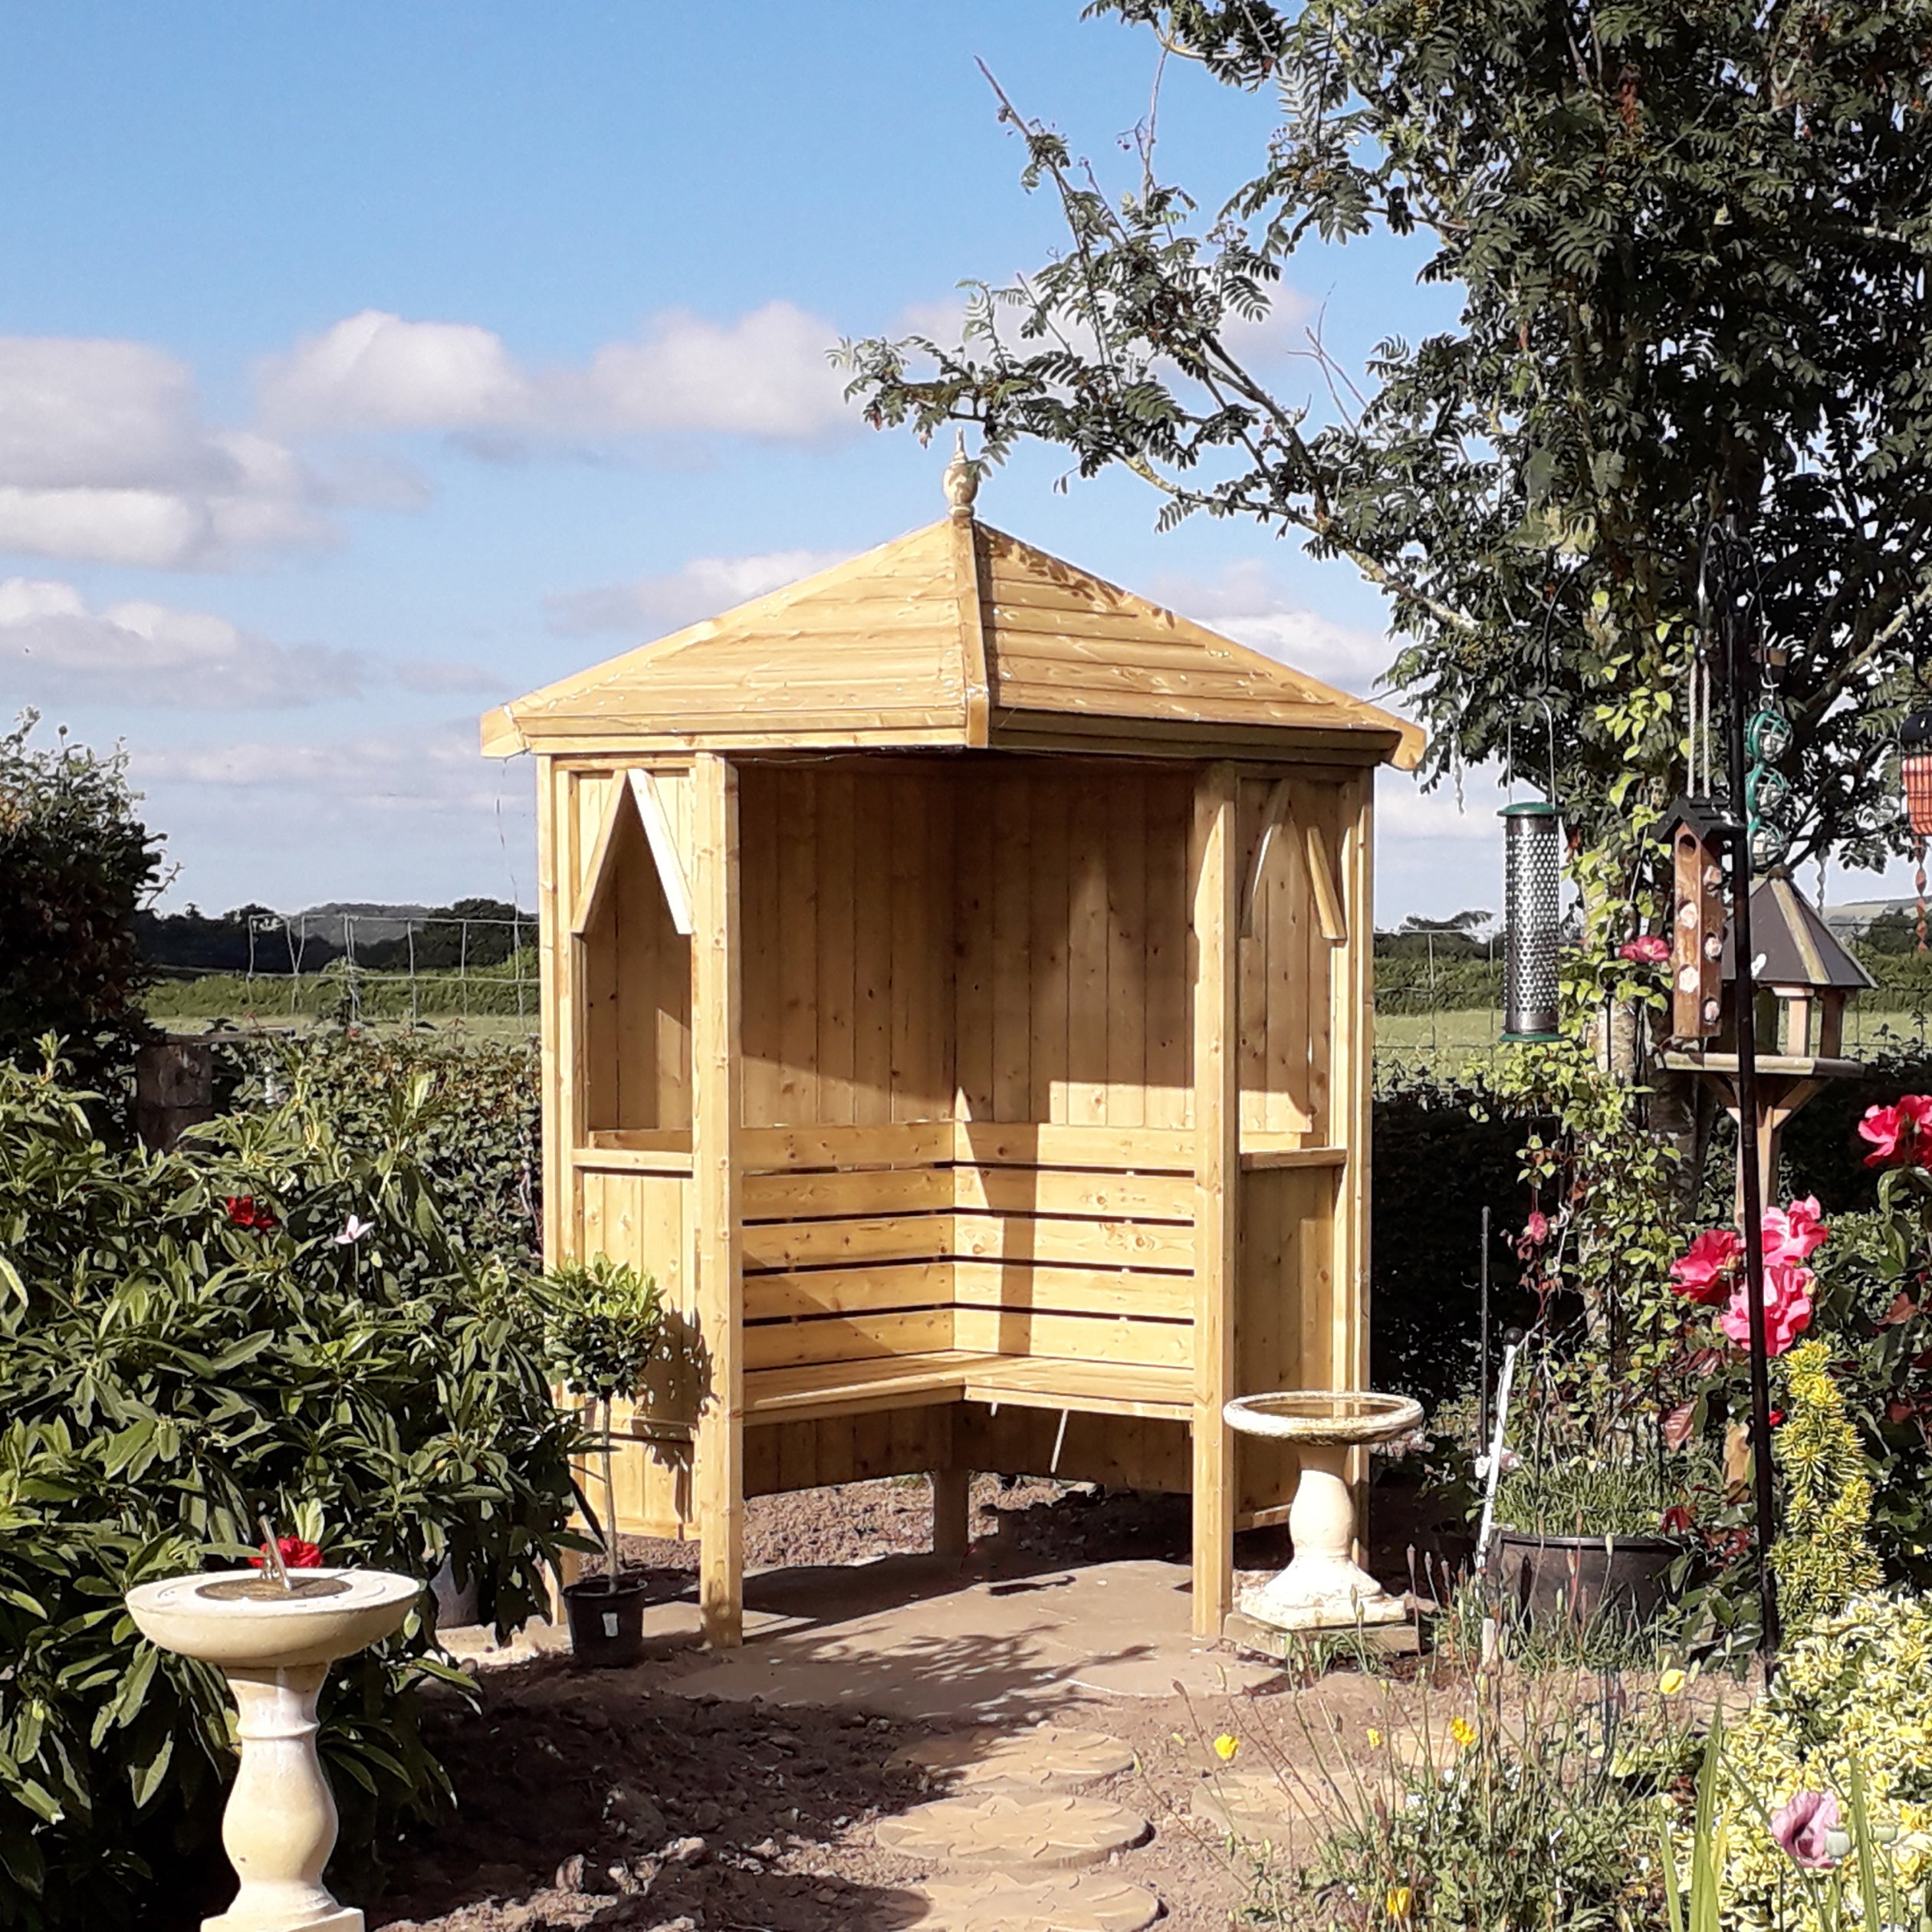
[{"left": 0, "top": 1046, "right": 576, "bottom": 1931}]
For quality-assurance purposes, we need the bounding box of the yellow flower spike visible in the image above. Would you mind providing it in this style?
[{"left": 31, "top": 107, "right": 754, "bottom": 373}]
[
  {"left": 1367, "top": 1727, "right": 1384, "bottom": 1748},
  {"left": 1213, "top": 1733, "right": 1240, "bottom": 1762},
  {"left": 1658, "top": 1667, "right": 1687, "bottom": 1697},
  {"left": 1386, "top": 1884, "right": 1413, "bottom": 1921},
  {"left": 1451, "top": 1715, "right": 1477, "bottom": 1750}
]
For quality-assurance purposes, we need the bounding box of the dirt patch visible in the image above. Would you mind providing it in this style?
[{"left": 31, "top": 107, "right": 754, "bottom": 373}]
[{"left": 173, "top": 1478, "right": 1460, "bottom": 1932}]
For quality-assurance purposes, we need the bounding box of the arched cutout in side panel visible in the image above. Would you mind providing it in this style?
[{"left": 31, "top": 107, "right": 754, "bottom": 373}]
[{"left": 581, "top": 778, "right": 692, "bottom": 1133}]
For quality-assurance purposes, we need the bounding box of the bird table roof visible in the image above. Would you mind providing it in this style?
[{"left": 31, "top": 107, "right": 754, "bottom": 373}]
[{"left": 482, "top": 508, "right": 1424, "bottom": 768}]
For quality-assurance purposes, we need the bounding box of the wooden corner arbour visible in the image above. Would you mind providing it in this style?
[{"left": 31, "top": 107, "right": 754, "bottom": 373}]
[{"left": 487, "top": 485, "right": 1421, "bottom": 1646}]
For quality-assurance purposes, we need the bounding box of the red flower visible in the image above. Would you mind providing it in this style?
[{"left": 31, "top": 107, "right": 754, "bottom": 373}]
[
  {"left": 1524, "top": 1210, "right": 1549, "bottom": 1245},
  {"left": 249, "top": 1536, "right": 324, "bottom": 1571},
  {"left": 1617, "top": 935, "right": 1670, "bottom": 967},
  {"left": 1763, "top": 1196, "right": 1829, "bottom": 1265},
  {"left": 1720, "top": 1260, "right": 1814, "bottom": 1357},
  {"left": 1858, "top": 1094, "right": 1932, "bottom": 1169},
  {"left": 1769, "top": 1409, "right": 1785, "bottom": 1428},
  {"left": 1671, "top": 1227, "right": 1740, "bottom": 1305},
  {"left": 223, "top": 1195, "right": 279, "bottom": 1232}
]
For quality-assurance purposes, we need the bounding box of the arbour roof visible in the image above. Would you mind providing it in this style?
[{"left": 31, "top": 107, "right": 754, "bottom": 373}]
[{"left": 483, "top": 509, "right": 1424, "bottom": 767}]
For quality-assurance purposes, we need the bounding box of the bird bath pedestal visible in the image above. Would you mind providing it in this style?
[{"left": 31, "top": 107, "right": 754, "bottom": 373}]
[
  {"left": 126, "top": 1569, "right": 420, "bottom": 1932},
  {"left": 1224, "top": 1392, "right": 1422, "bottom": 1631}
]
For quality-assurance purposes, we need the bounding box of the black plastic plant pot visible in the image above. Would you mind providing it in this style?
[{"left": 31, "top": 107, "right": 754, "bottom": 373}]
[
  {"left": 564, "top": 1574, "right": 675, "bottom": 1667},
  {"left": 1489, "top": 1530, "right": 1687, "bottom": 1629}
]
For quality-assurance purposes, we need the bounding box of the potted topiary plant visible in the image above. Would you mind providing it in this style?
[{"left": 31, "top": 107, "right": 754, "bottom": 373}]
[{"left": 544, "top": 1253, "right": 674, "bottom": 1664}]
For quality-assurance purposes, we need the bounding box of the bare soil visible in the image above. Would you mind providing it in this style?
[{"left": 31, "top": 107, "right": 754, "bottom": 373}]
[{"left": 353, "top": 1476, "right": 1453, "bottom": 1932}]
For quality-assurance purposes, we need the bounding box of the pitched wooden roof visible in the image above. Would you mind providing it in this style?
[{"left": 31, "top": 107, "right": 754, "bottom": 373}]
[{"left": 484, "top": 507, "right": 1424, "bottom": 768}]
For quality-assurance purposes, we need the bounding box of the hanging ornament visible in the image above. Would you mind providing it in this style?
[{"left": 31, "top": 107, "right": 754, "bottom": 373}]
[
  {"left": 1901, "top": 706, "right": 1932, "bottom": 836},
  {"left": 1500, "top": 801, "right": 1562, "bottom": 1042}
]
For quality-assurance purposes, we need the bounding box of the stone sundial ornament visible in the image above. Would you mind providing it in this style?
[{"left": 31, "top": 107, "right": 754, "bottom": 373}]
[{"left": 126, "top": 1545, "right": 419, "bottom": 1932}]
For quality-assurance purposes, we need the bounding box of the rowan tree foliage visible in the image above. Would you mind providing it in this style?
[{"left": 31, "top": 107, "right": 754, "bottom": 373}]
[
  {"left": 0, "top": 716, "right": 161, "bottom": 1098},
  {"left": 842, "top": 0, "right": 1932, "bottom": 879}
]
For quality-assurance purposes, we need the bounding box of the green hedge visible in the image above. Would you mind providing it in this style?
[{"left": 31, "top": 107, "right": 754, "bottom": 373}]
[{"left": 0, "top": 1053, "right": 573, "bottom": 1929}]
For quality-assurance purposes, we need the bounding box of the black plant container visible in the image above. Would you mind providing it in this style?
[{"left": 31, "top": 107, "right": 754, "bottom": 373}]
[{"left": 1490, "top": 1530, "right": 1687, "bottom": 1628}]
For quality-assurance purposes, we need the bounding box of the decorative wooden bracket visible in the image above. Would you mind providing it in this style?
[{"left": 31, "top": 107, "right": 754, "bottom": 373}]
[
  {"left": 629, "top": 770, "right": 693, "bottom": 936},
  {"left": 1239, "top": 781, "right": 1347, "bottom": 944},
  {"left": 1240, "top": 781, "right": 1290, "bottom": 939},
  {"left": 1303, "top": 820, "right": 1347, "bottom": 944},
  {"left": 570, "top": 769, "right": 694, "bottom": 937}
]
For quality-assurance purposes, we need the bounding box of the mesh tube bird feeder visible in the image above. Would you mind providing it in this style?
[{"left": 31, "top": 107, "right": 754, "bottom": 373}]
[{"left": 1500, "top": 800, "right": 1561, "bottom": 1041}]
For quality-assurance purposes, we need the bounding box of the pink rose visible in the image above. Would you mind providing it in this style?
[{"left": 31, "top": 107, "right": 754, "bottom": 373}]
[
  {"left": 1763, "top": 1197, "right": 1829, "bottom": 1265},
  {"left": 1671, "top": 1228, "right": 1741, "bottom": 1306},
  {"left": 1525, "top": 1210, "right": 1549, "bottom": 1244},
  {"left": 1617, "top": 935, "right": 1670, "bottom": 966},
  {"left": 1720, "top": 1260, "right": 1814, "bottom": 1356},
  {"left": 1858, "top": 1094, "right": 1932, "bottom": 1168},
  {"left": 1771, "top": 1789, "right": 1840, "bottom": 1869}
]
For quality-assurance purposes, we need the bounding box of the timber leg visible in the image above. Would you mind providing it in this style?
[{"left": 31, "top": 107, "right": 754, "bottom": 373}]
[
  {"left": 932, "top": 1467, "right": 971, "bottom": 1562},
  {"left": 1191, "top": 1407, "right": 1233, "bottom": 1640},
  {"left": 697, "top": 1411, "right": 743, "bottom": 1649}
]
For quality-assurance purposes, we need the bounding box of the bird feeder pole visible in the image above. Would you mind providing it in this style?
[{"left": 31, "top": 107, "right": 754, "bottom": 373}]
[{"left": 1705, "top": 518, "right": 1781, "bottom": 1665}]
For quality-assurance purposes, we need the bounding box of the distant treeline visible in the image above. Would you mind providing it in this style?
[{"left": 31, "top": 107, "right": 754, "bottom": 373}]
[{"left": 136, "top": 899, "right": 536, "bottom": 977}]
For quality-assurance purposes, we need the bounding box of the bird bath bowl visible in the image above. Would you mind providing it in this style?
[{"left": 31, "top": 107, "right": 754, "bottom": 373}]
[
  {"left": 1223, "top": 1392, "right": 1423, "bottom": 1632},
  {"left": 126, "top": 1569, "right": 420, "bottom": 1932}
]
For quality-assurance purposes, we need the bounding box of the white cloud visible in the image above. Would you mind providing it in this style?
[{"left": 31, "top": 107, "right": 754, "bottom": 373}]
[
  {"left": 141, "top": 718, "right": 513, "bottom": 816},
  {"left": 545, "top": 546, "right": 852, "bottom": 636},
  {"left": 0, "top": 577, "right": 366, "bottom": 707},
  {"left": 255, "top": 311, "right": 533, "bottom": 435},
  {"left": 0, "top": 336, "right": 334, "bottom": 569},
  {"left": 0, "top": 576, "right": 494, "bottom": 708},
  {"left": 258, "top": 302, "right": 855, "bottom": 445}
]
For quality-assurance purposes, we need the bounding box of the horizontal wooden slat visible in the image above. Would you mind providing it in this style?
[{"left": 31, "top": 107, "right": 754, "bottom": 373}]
[
  {"left": 741, "top": 1349, "right": 1195, "bottom": 1422},
  {"left": 1239, "top": 1145, "right": 1348, "bottom": 1171},
  {"left": 954, "top": 1305, "right": 1193, "bottom": 1367},
  {"left": 952, "top": 1260, "right": 1193, "bottom": 1321},
  {"left": 961, "top": 1356, "right": 1194, "bottom": 1419},
  {"left": 744, "top": 1350, "right": 997, "bottom": 1419},
  {"left": 952, "top": 1122, "right": 1194, "bottom": 1171},
  {"left": 743, "top": 1213, "right": 951, "bottom": 1272},
  {"left": 952, "top": 1166, "right": 1193, "bottom": 1221},
  {"left": 741, "top": 1122, "right": 952, "bottom": 1171},
  {"left": 951, "top": 1212, "right": 1193, "bottom": 1271},
  {"left": 573, "top": 1147, "right": 695, "bottom": 1176},
  {"left": 742, "top": 1165, "right": 952, "bottom": 1221},
  {"left": 743, "top": 1306, "right": 957, "bottom": 1372},
  {"left": 745, "top": 1262, "right": 952, "bottom": 1322}
]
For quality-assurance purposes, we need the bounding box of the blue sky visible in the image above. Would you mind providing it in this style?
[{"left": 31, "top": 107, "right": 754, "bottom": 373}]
[{"left": 0, "top": 3, "right": 1904, "bottom": 924}]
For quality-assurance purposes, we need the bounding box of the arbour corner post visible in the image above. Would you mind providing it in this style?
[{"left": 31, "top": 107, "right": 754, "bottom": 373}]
[{"left": 692, "top": 752, "right": 744, "bottom": 1648}]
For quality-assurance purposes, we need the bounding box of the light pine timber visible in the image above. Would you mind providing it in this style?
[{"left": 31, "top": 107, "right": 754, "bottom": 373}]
[
  {"left": 692, "top": 754, "right": 744, "bottom": 1647},
  {"left": 1191, "top": 763, "right": 1240, "bottom": 1638}
]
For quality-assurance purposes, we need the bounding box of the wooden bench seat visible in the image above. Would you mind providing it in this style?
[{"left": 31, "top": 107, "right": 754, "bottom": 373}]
[{"left": 744, "top": 1350, "right": 1194, "bottom": 1425}]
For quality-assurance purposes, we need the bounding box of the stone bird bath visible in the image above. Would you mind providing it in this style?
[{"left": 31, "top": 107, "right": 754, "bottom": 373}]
[
  {"left": 126, "top": 1567, "right": 420, "bottom": 1932},
  {"left": 1224, "top": 1391, "right": 1423, "bottom": 1631}
]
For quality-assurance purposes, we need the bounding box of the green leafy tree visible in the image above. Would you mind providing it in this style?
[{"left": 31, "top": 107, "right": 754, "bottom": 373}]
[
  {"left": 0, "top": 717, "right": 163, "bottom": 1098},
  {"left": 842, "top": 0, "right": 1932, "bottom": 889}
]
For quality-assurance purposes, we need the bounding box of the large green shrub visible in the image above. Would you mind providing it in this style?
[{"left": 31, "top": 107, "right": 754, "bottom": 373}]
[
  {"left": 0, "top": 1053, "right": 574, "bottom": 1930},
  {"left": 0, "top": 718, "right": 162, "bottom": 1100},
  {"left": 225, "top": 1031, "right": 542, "bottom": 1270}
]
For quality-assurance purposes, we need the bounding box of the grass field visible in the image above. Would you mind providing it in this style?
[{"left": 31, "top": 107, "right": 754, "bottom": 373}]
[{"left": 143, "top": 979, "right": 1932, "bottom": 1070}]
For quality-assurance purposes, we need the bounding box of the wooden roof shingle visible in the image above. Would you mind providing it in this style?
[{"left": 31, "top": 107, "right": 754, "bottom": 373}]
[{"left": 484, "top": 506, "right": 1424, "bottom": 768}]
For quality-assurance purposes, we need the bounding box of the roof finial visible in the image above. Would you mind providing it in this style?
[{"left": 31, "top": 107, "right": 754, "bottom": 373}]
[{"left": 942, "top": 429, "right": 979, "bottom": 521}]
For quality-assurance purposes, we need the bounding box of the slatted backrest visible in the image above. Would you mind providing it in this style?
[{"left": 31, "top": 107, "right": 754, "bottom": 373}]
[{"left": 738, "top": 1122, "right": 1196, "bottom": 1375}]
